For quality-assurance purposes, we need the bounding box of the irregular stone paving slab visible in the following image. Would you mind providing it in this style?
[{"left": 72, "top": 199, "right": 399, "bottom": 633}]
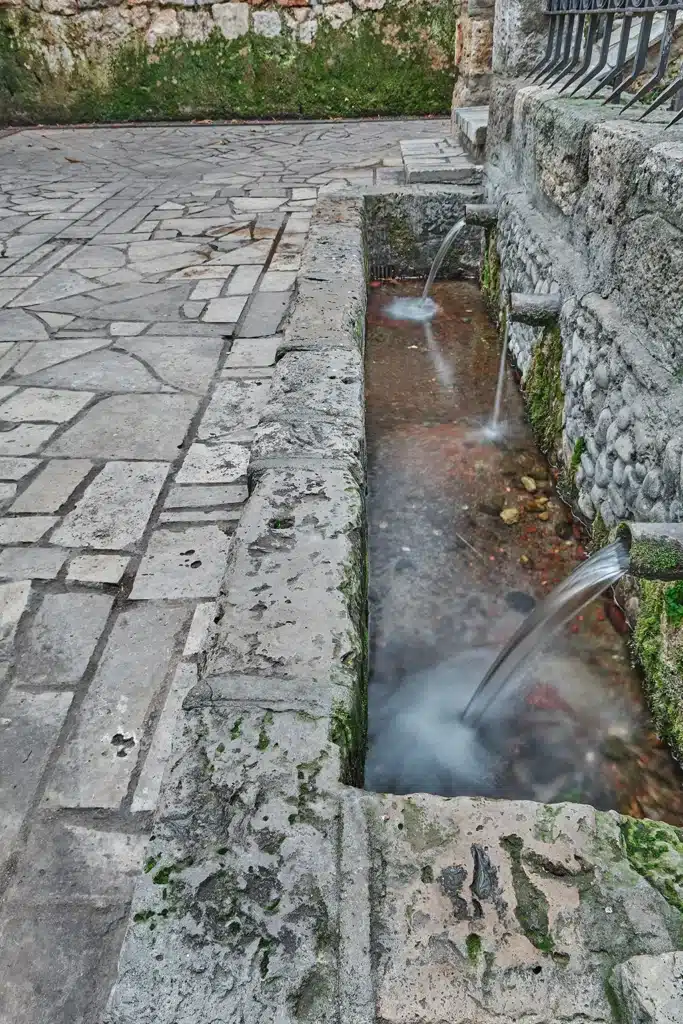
[
  {"left": 223, "top": 335, "right": 280, "bottom": 368},
  {"left": 197, "top": 378, "right": 271, "bottom": 440},
  {"left": 0, "top": 579, "right": 31, "bottom": 662},
  {"left": 45, "top": 603, "right": 189, "bottom": 809},
  {"left": 0, "top": 822, "right": 147, "bottom": 1024},
  {"left": 0, "top": 546, "right": 68, "bottom": 580},
  {"left": 10, "top": 458, "right": 92, "bottom": 513},
  {"left": 15, "top": 592, "right": 113, "bottom": 687},
  {"left": 46, "top": 395, "right": 198, "bottom": 460},
  {"left": 182, "top": 602, "right": 214, "bottom": 658},
  {"left": 0, "top": 516, "right": 58, "bottom": 543},
  {"left": 66, "top": 553, "right": 130, "bottom": 584},
  {"left": 164, "top": 482, "right": 247, "bottom": 507},
  {"left": 131, "top": 662, "right": 197, "bottom": 812},
  {"left": 0, "top": 689, "right": 73, "bottom": 864},
  {"left": 0, "top": 386, "right": 94, "bottom": 423},
  {"left": 238, "top": 290, "right": 291, "bottom": 337},
  {"left": 0, "top": 456, "right": 40, "bottom": 480},
  {"left": 12, "top": 338, "right": 109, "bottom": 376},
  {"left": 130, "top": 525, "right": 231, "bottom": 600},
  {"left": 52, "top": 461, "right": 168, "bottom": 550},
  {"left": 0, "top": 422, "right": 58, "bottom": 455},
  {"left": 176, "top": 439, "right": 250, "bottom": 484}
]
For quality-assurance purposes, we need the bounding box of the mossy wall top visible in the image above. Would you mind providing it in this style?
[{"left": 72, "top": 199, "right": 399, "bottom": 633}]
[{"left": 0, "top": 0, "right": 457, "bottom": 124}]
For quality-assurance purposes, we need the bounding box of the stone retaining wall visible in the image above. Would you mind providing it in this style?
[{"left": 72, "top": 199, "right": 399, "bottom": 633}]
[
  {"left": 485, "top": 82, "right": 683, "bottom": 757},
  {"left": 0, "top": 0, "right": 456, "bottom": 123}
]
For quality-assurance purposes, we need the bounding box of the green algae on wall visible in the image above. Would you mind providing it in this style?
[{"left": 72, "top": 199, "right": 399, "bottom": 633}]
[
  {"left": 524, "top": 324, "right": 564, "bottom": 461},
  {"left": 0, "top": 0, "right": 456, "bottom": 125},
  {"left": 620, "top": 815, "right": 683, "bottom": 915},
  {"left": 632, "top": 579, "right": 683, "bottom": 763}
]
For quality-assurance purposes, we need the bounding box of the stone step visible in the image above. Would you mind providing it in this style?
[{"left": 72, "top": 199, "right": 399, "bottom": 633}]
[
  {"left": 400, "top": 137, "right": 483, "bottom": 185},
  {"left": 454, "top": 104, "right": 489, "bottom": 158}
]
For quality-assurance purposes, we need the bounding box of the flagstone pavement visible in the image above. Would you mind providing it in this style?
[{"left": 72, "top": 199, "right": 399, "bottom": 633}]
[{"left": 0, "top": 118, "right": 448, "bottom": 1024}]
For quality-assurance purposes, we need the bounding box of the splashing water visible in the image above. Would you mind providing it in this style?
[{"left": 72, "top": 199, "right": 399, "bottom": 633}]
[
  {"left": 384, "top": 219, "right": 466, "bottom": 323},
  {"left": 461, "top": 540, "right": 630, "bottom": 725}
]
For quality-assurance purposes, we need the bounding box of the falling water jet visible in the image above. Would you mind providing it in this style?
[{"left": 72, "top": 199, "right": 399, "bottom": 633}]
[
  {"left": 384, "top": 219, "right": 466, "bottom": 323},
  {"left": 461, "top": 540, "right": 630, "bottom": 726},
  {"left": 423, "top": 320, "right": 454, "bottom": 389}
]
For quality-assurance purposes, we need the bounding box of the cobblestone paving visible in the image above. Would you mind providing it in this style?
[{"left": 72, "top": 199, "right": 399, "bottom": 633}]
[{"left": 0, "top": 118, "right": 448, "bottom": 1024}]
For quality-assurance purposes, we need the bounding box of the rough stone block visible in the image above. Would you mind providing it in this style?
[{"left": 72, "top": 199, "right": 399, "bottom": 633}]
[
  {"left": 238, "top": 291, "right": 291, "bottom": 338},
  {"left": 197, "top": 377, "right": 271, "bottom": 440},
  {"left": 609, "top": 951, "right": 683, "bottom": 1024},
  {"left": 67, "top": 553, "right": 131, "bottom": 584},
  {"left": 176, "top": 440, "right": 249, "bottom": 484},
  {"left": 224, "top": 335, "right": 280, "bottom": 367},
  {"left": 205, "top": 465, "right": 365, "bottom": 692},
  {"left": 261, "top": 348, "right": 363, "bottom": 426}
]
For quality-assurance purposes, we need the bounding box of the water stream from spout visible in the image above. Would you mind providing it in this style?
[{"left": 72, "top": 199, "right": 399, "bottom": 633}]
[
  {"left": 385, "top": 219, "right": 466, "bottom": 323},
  {"left": 489, "top": 316, "right": 510, "bottom": 435},
  {"left": 461, "top": 540, "right": 630, "bottom": 725}
]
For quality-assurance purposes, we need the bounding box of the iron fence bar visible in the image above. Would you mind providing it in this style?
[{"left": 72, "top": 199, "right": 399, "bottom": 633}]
[
  {"left": 569, "top": 13, "right": 616, "bottom": 94},
  {"left": 667, "top": 94, "right": 683, "bottom": 125},
  {"left": 585, "top": 14, "right": 634, "bottom": 98},
  {"left": 530, "top": 4, "right": 560, "bottom": 77},
  {"left": 639, "top": 66, "right": 683, "bottom": 118},
  {"left": 534, "top": 7, "right": 569, "bottom": 81},
  {"left": 560, "top": 12, "right": 602, "bottom": 92},
  {"left": 621, "top": 8, "right": 677, "bottom": 111},
  {"left": 548, "top": 11, "right": 587, "bottom": 84},
  {"left": 602, "top": 10, "right": 654, "bottom": 103},
  {"left": 539, "top": 12, "right": 577, "bottom": 81}
]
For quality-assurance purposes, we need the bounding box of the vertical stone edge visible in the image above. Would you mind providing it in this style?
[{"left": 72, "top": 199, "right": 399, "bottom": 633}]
[{"left": 338, "top": 788, "right": 375, "bottom": 1024}]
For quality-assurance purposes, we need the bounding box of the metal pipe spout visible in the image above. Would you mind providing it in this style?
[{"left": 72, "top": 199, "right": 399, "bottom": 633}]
[
  {"left": 615, "top": 522, "right": 683, "bottom": 580},
  {"left": 464, "top": 204, "right": 498, "bottom": 228}
]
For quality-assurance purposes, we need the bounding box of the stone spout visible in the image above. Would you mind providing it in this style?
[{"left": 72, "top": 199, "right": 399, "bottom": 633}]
[
  {"left": 509, "top": 292, "right": 562, "bottom": 327},
  {"left": 615, "top": 522, "right": 683, "bottom": 580},
  {"left": 464, "top": 203, "right": 498, "bottom": 227}
]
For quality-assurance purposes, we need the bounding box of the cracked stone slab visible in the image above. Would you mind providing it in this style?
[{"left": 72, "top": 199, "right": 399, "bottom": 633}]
[
  {"left": 15, "top": 592, "right": 113, "bottom": 687},
  {"left": 130, "top": 525, "right": 231, "bottom": 600},
  {"left": 0, "top": 309, "right": 49, "bottom": 341},
  {"left": 51, "top": 461, "right": 168, "bottom": 550},
  {"left": 46, "top": 394, "right": 198, "bottom": 460},
  {"left": 205, "top": 465, "right": 364, "bottom": 691},
  {"left": 45, "top": 602, "right": 189, "bottom": 809},
  {"left": 0, "top": 423, "right": 59, "bottom": 455},
  {"left": 0, "top": 689, "right": 73, "bottom": 865}
]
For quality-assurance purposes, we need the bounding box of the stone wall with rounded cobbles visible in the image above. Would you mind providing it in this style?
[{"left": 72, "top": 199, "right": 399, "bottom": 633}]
[{"left": 486, "top": 85, "right": 683, "bottom": 532}]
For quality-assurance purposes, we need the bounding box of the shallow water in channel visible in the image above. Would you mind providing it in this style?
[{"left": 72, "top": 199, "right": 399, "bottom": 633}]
[{"left": 364, "top": 279, "right": 683, "bottom": 824}]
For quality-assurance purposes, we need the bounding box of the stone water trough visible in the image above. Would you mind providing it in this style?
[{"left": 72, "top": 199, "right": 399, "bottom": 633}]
[{"left": 105, "top": 148, "right": 683, "bottom": 1022}]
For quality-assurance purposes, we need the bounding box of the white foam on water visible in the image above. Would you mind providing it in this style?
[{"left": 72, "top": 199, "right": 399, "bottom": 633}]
[{"left": 385, "top": 296, "right": 439, "bottom": 323}]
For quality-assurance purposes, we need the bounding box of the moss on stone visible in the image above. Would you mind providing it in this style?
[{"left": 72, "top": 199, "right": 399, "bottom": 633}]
[
  {"left": 632, "top": 579, "right": 683, "bottom": 761},
  {"left": 629, "top": 537, "right": 683, "bottom": 580},
  {"left": 524, "top": 325, "right": 564, "bottom": 460},
  {"left": 466, "top": 932, "right": 482, "bottom": 962},
  {"left": 570, "top": 437, "right": 586, "bottom": 478},
  {"left": 591, "top": 509, "right": 609, "bottom": 551},
  {"left": 480, "top": 227, "right": 500, "bottom": 314},
  {"left": 1, "top": 0, "right": 455, "bottom": 125},
  {"left": 500, "top": 834, "right": 554, "bottom": 954},
  {"left": 620, "top": 816, "right": 683, "bottom": 914}
]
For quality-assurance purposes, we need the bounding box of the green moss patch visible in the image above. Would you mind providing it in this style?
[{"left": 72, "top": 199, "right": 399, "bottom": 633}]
[
  {"left": 1, "top": 1, "right": 455, "bottom": 125},
  {"left": 628, "top": 537, "right": 683, "bottom": 581},
  {"left": 620, "top": 816, "right": 683, "bottom": 914},
  {"left": 500, "top": 834, "right": 554, "bottom": 954},
  {"left": 480, "top": 228, "right": 500, "bottom": 314},
  {"left": 524, "top": 325, "right": 564, "bottom": 460},
  {"left": 632, "top": 579, "right": 683, "bottom": 761}
]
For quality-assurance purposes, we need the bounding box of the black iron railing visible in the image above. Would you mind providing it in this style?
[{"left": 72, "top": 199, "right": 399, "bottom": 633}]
[{"left": 531, "top": 0, "right": 683, "bottom": 127}]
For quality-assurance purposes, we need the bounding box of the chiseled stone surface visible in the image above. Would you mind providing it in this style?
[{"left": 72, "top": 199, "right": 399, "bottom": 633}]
[{"left": 610, "top": 951, "right": 683, "bottom": 1024}]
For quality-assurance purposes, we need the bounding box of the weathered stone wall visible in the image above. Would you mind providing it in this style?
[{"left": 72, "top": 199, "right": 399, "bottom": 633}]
[
  {"left": 486, "top": 86, "right": 683, "bottom": 534},
  {"left": 485, "top": 81, "right": 683, "bottom": 756},
  {"left": 0, "top": 0, "right": 456, "bottom": 123},
  {"left": 451, "top": 0, "right": 494, "bottom": 109}
]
